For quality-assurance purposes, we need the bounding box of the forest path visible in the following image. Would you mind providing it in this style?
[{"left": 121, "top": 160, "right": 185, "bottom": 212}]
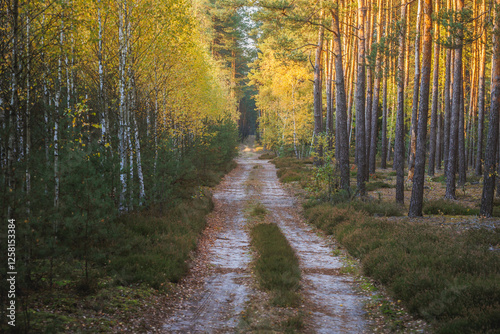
[{"left": 163, "top": 138, "right": 369, "bottom": 333}]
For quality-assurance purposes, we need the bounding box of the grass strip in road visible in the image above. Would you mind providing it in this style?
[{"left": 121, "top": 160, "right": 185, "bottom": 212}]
[{"left": 250, "top": 223, "right": 301, "bottom": 307}]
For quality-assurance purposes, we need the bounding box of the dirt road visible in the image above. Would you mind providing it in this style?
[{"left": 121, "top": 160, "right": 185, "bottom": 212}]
[{"left": 163, "top": 141, "right": 369, "bottom": 333}]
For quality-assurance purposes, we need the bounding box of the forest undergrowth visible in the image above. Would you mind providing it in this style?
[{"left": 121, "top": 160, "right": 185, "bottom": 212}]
[
  {"left": 0, "top": 128, "right": 238, "bottom": 333},
  {"left": 271, "top": 154, "right": 500, "bottom": 334}
]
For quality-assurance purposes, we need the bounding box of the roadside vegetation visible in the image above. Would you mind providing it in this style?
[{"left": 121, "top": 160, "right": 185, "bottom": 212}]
[
  {"left": 270, "top": 155, "right": 500, "bottom": 334},
  {"left": 1, "top": 128, "right": 238, "bottom": 333}
]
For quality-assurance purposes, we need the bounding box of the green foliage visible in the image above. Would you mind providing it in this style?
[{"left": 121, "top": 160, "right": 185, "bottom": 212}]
[
  {"left": 110, "top": 191, "right": 213, "bottom": 288},
  {"left": 366, "top": 181, "right": 395, "bottom": 191},
  {"left": 310, "top": 134, "right": 341, "bottom": 200},
  {"left": 423, "top": 200, "right": 480, "bottom": 216},
  {"left": 272, "top": 156, "right": 313, "bottom": 189},
  {"left": 431, "top": 174, "right": 447, "bottom": 183},
  {"left": 304, "top": 203, "right": 500, "bottom": 333},
  {"left": 250, "top": 202, "right": 268, "bottom": 219},
  {"left": 251, "top": 223, "right": 301, "bottom": 307},
  {"left": 338, "top": 199, "right": 404, "bottom": 217}
]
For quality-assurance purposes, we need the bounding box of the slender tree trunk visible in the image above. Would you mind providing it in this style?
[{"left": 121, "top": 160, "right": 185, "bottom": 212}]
[
  {"left": 332, "top": 3, "right": 350, "bottom": 192},
  {"left": 480, "top": 0, "right": 500, "bottom": 217},
  {"left": 356, "top": 0, "right": 367, "bottom": 196},
  {"left": 313, "top": 9, "right": 325, "bottom": 165},
  {"left": 476, "top": 19, "right": 487, "bottom": 176},
  {"left": 6, "top": 0, "right": 20, "bottom": 217},
  {"left": 409, "top": 0, "right": 433, "bottom": 217},
  {"left": 365, "top": 3, "right": 373, "bottom": 176},
  {"left": 98, "top": 0, "right": 106, "bottom": 142},
  {"left": 395, "top": 0, "right": 407, "bottom": 204},
  {"left": 292, "top": 84, "right": 298, "bottom": 158},
  {"left": 408, "top": 0, "right": 422, "bottom": 182},
  {"left": 369, "top": 0, "right": 384, "bottom": 174},
  {"left": 54, "top": 12, "right": 65, "bottom": 211},
  {"left": 443, "top": 48, "right": 452, "bottom": 173},
  {"left": 436, "top": 102, "right": 443, "bottom": 170},
  {"left": 326, "top": 38, "right": 334, "bottom": 149},
  {"left": 428, "top": 2, "right": 440, "bottom": 176},
  {"left": 458, "top": 75, "right": 466, "bottom": 186},
  {"left": 118, "top": 0, "right": 128, "bottom": 211},
  {"left": 445, "top": 0, "right": 464, "bottom": 199},
  {"left": 381, "top": 63, "right": 388, "bottom": 169}
]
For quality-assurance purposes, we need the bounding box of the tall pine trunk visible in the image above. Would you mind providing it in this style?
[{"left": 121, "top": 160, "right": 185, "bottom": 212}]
[
  {"left": 480, "top": 0, "right": 500, "bottom": 217},
  {"left": 369, "top": 0, "right": 384, "bottom": 174},
  {"left": 476, "top": 16, "right": 487, "bottom": 176},
  {"left": 409, "top": 0, "right": 433, "bottom": 217},
  {"left": 428, "top": 1, "right": 440, "bottom": 176},
  {"left": 332, "top": 3, "right": 349, "bottom": 192},
  {"left": 395, "top": 0, "right": 407, "bottom": 204},
  {"left": 443, "top": 48, "right": 452, "bottom": 173},
  {"left": 356, "top": 0, "right": 367, "bottom": 196},
  {"left": 445, "top": 0, "right": 464, "bottom": 199},
  {"left": 408, "top": 0, "right": 422, "bottom": 182},
  {"left": 313, "top": 9, "right": 325, "bottom": 165}
]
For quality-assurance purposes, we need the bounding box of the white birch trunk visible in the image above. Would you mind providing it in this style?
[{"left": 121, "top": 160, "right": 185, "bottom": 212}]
[
  {"left": 118, "top": 0, "right": 128, "bottom": 211},
  {"left": 54, "top": 15, "right": 64, "bottom": 210},
  {"left": 132, "top": 112, "right": 145, "bottom": 204},
  {"left": 98, "top": 0, "right": 106, "bottom": 142}
]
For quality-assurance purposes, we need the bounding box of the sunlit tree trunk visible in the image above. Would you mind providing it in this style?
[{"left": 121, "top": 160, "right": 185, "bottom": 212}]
[
  {"left": 436, "top": 101, "right": 443, "bottom": 170},
  {"left": 480, "top": 0, "right": 500, "bottom": 217},
  {"left": 458, "top": 75, "right": 466, "bottom": 187},
  {"left": 443, "top": 47, "right": 452, "bottom": 173},
  {"left": 326, "top": 38, "right": 334, "bottom": 149},
  {"left": 395, "top": 0, "right": 407, "bottom": 204},
  {"left": 409, "top": 0, "right": 432, "bottom": 217},
  {"left": 408, "top": 0, "right": 422, "bottom": 182},
  {"left": 380, "top": 3, "right": 391, "bottom": 169},
  {"left": 476, "top": 1, "right": 487, "bottom": 176},
  {"left": 364, "top": 1, "right": 373, "bottom": 180},
  {"left": 356, "top": 0, "right": 367, "bottom": 196},
  {"left": 332, "top": 2, "right": 349, "bottom": 192},
  {"left": 369, "top": 0, "right": 383, "bottom": 174},
  {"left": 313, "top": 9, "right": 324, "bottom": 166},
  {"left": 380, "top": 63, "right": 388, "bottom": 169},
  {"left": 428, "top": 0, "right": 440, "bottom": 176},
  {"left": 445, "top": 0, "right": 464, "bottom": 200}
]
